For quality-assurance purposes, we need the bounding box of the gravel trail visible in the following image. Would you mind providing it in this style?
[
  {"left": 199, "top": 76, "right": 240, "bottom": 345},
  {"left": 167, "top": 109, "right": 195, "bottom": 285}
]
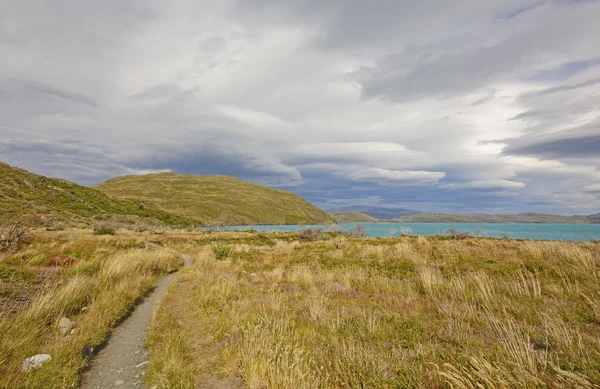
[{"left": 81, "top": 254, "right": 192, "bottom": 389}]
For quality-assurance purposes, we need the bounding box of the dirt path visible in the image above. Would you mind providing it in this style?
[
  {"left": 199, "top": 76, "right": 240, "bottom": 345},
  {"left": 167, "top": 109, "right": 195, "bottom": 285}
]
[{"left": 81, "top": 253, "right": 193, "bottom": 389}]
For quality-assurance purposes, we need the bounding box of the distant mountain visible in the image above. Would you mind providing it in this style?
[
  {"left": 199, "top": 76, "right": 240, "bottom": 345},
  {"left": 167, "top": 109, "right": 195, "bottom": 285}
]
[
  {"left": 95, "top": 173, "right": 335, "bottom": 226},
  {"left": 330, "top": 206, "right": 422, "bottom": 220},
  {"left": 394, "top": 212, "right": 600, "bottom": 224},
  {"left": 330, "top": 212, "right": 380, "bottom": 223}
]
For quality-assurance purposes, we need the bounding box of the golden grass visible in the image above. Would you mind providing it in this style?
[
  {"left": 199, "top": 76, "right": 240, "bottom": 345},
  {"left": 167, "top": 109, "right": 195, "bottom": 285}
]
[
  {"left": 94, "top": 172, "right": 335, "bottom": 226},
  {"left": 147, "top": 236, "right": 600, "bottom": 388},
  {"left": 0, "top": 229, "right": 182, "bottom": 388}
]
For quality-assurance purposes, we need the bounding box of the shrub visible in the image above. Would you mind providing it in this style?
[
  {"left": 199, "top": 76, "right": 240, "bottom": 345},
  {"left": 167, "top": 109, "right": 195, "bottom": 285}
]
[
  {"left": 399, "top": 226, "right": 413, "bottom": 236},
  {"left": 93, "top": 222, "right": 116, "bottom": 235},
  {"left": 46, "top": 221, "right": 67, "bottom": 231},
  {"left": 298, "top": 226, "right": 324, "bottom": 242},
  {"left": 345, "top": 224, "right": 368, "bottom": 238},
  {"left": 445, "top": 228, "right": 472, "bottom": 238},
  {"left": 324, "top": 224, "right": 341, "bottom": 233},
  {"left": 133, "top": 223, "right": 164, "bottom": 234},
  {"left": 212, "top": 245, "right": 232, "bottom": 260},
  {"left": 0, "top": 220, "right": 31, "bottom": 250}
]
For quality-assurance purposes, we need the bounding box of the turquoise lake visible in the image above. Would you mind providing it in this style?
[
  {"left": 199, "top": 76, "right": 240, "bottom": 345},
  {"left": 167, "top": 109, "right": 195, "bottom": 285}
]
[{"left": 225, "top": 223, "right": 600, "bottom": 242}]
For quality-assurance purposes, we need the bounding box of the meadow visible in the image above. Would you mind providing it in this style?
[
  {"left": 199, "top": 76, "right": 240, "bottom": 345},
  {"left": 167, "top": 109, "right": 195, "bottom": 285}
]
[
  {"left": 147, "top": 234, "right": 600, "bottom": 389},
  {"left": 1, "top": 225, "right": 599, "bottom": 389}
]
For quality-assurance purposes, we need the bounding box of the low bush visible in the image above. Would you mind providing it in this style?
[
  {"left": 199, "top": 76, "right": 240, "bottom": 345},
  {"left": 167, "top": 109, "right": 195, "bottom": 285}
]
[
  {"left": 133, "top": 223, "right": 164, "bottom": 234},
  {"left": 93, "top": 223, "right": 116, "bottom": 235},
  {"left": 298, "top": 226, "right": 324, "bottom": 241},
  {"left": 445, "top": 228, "right": 472, "bottom": 238},
  {"left": 0, "top": 220, "right": 31, "bottom": 250},
  {"left": 46, "top": 222, "right": 67, "bottom": 232},
  {"left": 212, "top": 245, "right": 232, "bottom": 260},
  {"left": 344, "top": 224, "right": 368, "bottom": 238}
]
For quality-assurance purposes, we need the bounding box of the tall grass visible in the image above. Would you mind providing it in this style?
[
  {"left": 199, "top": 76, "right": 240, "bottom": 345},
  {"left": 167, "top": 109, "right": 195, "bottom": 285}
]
[
  {"left": 147, "top": 237, "right": 600, "bottom": 388},
  {"left": 0, "top": 231, "right": 182, "bottom": 388}
]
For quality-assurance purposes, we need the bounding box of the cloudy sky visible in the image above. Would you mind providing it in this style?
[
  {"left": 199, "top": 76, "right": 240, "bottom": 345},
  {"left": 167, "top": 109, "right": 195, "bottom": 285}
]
[{"left": 1, "top": 0, "right": 599, "bottom": 214}]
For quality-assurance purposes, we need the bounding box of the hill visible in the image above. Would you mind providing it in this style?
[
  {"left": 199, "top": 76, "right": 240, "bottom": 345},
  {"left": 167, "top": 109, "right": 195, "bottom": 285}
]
[
  {"left": 331, "top": 212, "right": 379, "bottom": 223},
  {"left": 0, "top": 162, "right": 194, "bottom": 225},
  {"left": 94, "top": 173, "right": 335, "bottom": 226},
  {"left": 330, "top": 206, "right": 422, "bottom": 220},
  {"left": 394, "top": 212, "right": 599, "bottom": 224}
]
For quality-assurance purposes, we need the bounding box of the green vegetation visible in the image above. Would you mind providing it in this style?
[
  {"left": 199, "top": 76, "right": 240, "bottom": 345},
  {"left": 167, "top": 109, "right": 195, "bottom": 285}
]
[
  {"left": 331, "top": 212, "right": 379, "bottom": 223},
  {"left": 92, "top": 222, "right": 116, "bottom": 235},
  {"left": 95, "top": 172, "right": 335, "bottom": 226},
  {"left": 211, "top": 244, "right": 232, "bottom": 260},
  {"left": 148, "top": 234, "right": 600, "bottom": 388},
  {"left": 0, "top": 163, "right": 196, "bottom": 226}
]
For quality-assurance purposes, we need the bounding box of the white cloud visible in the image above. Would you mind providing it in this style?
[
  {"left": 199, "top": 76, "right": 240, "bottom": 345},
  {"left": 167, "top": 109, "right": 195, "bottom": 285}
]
[
  {"left": 441, "top": 179, "right": 525, "bottom": 190},
  {"left": 349, "top": 168, "right": 445, "bottom": 184}
]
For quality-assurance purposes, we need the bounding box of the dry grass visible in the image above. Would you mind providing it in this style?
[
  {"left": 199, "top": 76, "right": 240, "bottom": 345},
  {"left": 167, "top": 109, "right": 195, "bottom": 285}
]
[
  {"left": 148, "top": 236, "right": 600, "bottom": 389},
  {"left": 0, "top": 229, "right": 182, "bottom": 388}
]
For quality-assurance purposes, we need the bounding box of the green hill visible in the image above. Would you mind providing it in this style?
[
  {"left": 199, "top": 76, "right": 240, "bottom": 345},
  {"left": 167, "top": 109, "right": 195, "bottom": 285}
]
[
  {"left": 94, "top": 173, "right": 335, "bottom": 226},
  {"left": 0, "top": 162, "right": 194, "bottom": 225},
  {"left": 331, "top": 212, "right": 379, "bottom": 223}
]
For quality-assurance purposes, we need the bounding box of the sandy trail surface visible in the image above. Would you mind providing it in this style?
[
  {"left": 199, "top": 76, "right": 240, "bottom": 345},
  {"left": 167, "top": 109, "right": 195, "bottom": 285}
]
[{"left": 81, "top": 253, "right": 192, "bottom": 389}]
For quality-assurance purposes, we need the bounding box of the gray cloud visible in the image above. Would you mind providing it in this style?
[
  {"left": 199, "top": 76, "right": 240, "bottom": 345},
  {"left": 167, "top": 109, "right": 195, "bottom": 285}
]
[
  {"left": 526, "top": 77, "right": 600, "bottom": 96},
  {"left": 1, "top": 0, "right": 600, "bottom": 214},
  {"left": 503, "top": 121, "right": 600, "bottom": 159}
]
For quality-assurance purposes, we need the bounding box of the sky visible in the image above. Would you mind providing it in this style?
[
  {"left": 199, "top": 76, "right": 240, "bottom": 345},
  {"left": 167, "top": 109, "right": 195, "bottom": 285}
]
[{"left": 1, "top": 0, "right": 599, "bottom": 215}]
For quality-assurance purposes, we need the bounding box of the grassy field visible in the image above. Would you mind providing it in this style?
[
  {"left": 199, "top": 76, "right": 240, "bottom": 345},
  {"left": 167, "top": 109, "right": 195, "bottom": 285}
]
[
  {"left": 147, "top": 234, "right": 600, "bottom": 388},
  {"left": 0, "top": 229, "right": 183, "bottom": 388},
  {"left": 95, "top": 172, "right": 336, "bottom": 226},
  {"left": 2, "top": 225, "right": 599, "bottom": 389}
]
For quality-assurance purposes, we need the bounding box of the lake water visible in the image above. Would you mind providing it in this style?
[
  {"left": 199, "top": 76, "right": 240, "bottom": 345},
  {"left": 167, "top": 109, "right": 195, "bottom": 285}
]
[{"left": 225, "top": 223, "right": 600, "bottom": 242}]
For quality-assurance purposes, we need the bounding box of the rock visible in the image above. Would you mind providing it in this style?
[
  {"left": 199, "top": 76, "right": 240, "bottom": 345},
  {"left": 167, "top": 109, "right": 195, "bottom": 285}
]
[
  {"left": 81, "top": 306, "right": 89, "bottom": 313},
  {"left": 115, "top": 379, "right": 125, "bottom": 385},
  {"left": 21, "top": 354, "right": 51, "bottom": 372},
  {"left": 70, "top": 328, "right": 79, "bottom": 335},
  {"left": 84, "top": 345, "right": 94, "bottom": 358},
  {"left": 250, "top": 273, "right": 257, "bottom": 278},
  {"left": 58, "top": 317, "right": 76, "bottom": 335}
]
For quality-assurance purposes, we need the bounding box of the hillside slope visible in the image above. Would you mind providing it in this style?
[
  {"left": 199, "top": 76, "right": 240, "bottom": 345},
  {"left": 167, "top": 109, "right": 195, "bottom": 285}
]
[
  {"left": 331, "top": 212, "right": 379, "bottom": 223},
  {"left": 0, "top": 163, "right": 194, "bottom": 225},
  {"left": 95, "top": 173, "right": 335, "bottom": 226}
]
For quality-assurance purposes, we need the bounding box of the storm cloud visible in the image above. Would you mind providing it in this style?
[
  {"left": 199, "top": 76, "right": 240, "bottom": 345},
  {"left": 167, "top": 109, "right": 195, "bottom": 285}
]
[{"left": 1, "top": 0, "right": 599, "bottom": 214}]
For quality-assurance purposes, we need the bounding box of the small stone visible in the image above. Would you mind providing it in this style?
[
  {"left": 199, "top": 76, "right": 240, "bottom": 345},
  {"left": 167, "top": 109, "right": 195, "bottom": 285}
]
[
  {"left": 58, "top": 317, "right": 76, "bottom": 335},
  {"left": 21, "top": 354, "right": 51, "bottom": 372},
  {"left": 250, "top": 273, "right": 257, "bottom": 278},
  {"left": 81, "top": 307, "right": 89, "bottom": 313},
  {"left": 70, "top": 328, "right": 80, "bottom": 335},
  {"left": 84, "top": 345, "right": 94, "bottom": 358},
  {"left": 135, "top": 374, "right": 140, "bottom": 378},
  {"left": 115, "top": 379, "right": 125, "bottom": 385}
]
